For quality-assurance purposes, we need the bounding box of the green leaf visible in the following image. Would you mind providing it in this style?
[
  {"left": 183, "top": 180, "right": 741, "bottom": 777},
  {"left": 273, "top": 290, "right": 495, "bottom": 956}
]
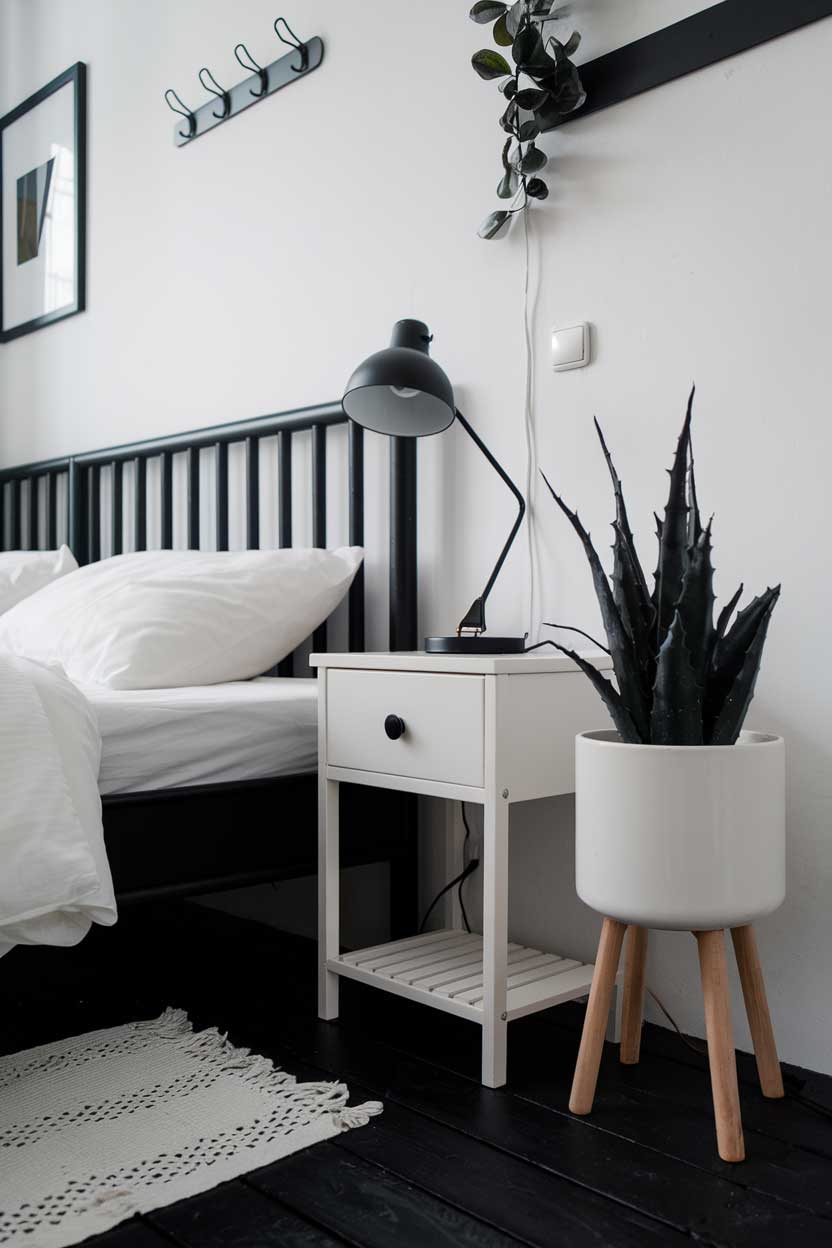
[
  {"left": 500, "top": 100, "right": 519, "bottom": 132},
  {"left": 469, "top": 1, "right": 508, "bottom": 22},
  {"left": 500, "top": 77, "right": 518, "bottom": 97},
  {"left": 493, "top": 13, "right": 513, "bottom": 45},
  {"left": 514, "top": 87, "right": 551, "bottom": 110},
  {"left": 496, "top": 168, "right": 517, "bottom": 198},
  {"left": 563, "top": 30, "right": 581, "bottom": 55},
  {"left": 526, "top": 176, "right": 549, "bottom": 199},
  {"left": 518, "top": 118, "right": 540, "bottom": 141},
  {"left": 513, "top": 24, "right": 547, "bottom": 67},
  {"left": 478, "top": 209, "right": 512, "bottom": 240},
  {"left": 471, "top": 48, "right": 512, "bottom": 79},
  {"left": 505, "top": 0, "right": 526, "bottom": 38},
  {"left": 553, "top": 62, "right": 586, "bottom": 112},
  {"left": 515, "top": 143, "right": 547, "bottom": 174}
]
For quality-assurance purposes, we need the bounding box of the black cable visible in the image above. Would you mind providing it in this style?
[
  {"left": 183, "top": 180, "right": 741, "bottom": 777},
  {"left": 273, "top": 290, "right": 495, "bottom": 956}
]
[
  {"left": 457, "top": 804, "right": 476, "bottom": 933},
  {"left": 418, "top": 861, "right": 478, "bottom": 934},
  {"left": 418, "top": 802, "right": 480, "bottom": 934}
]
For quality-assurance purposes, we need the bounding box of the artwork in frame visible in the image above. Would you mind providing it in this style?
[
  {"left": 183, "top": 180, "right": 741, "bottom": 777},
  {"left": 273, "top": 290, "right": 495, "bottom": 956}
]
[{"left": 0, "top": 62, "right": 86, "bottom": 343}]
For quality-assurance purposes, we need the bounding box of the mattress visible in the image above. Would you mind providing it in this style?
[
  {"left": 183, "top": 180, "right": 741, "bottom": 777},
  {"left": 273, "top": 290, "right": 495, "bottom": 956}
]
[{"left": 81, "top": 677, "right": 318, "bottom": 795}]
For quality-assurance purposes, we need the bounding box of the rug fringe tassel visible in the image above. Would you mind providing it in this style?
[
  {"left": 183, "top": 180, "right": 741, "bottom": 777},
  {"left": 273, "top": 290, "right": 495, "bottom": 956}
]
[{"left": 135, "top": 1009, "right": 383, "bottom": 1133}]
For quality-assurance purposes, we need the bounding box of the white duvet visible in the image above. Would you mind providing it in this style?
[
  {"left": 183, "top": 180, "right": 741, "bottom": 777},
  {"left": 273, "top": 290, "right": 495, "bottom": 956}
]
[{"left": 0, "top": 654, "right": 116, "bottom": 958}]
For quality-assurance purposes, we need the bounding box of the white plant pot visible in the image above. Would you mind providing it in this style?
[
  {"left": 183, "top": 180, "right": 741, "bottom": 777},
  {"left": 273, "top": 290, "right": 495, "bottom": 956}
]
[{"left": 575, "top": 730, "right": 785, "bottom": 931}]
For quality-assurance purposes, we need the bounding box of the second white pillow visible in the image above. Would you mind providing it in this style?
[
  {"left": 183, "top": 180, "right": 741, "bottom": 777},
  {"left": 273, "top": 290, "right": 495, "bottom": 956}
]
[{"left": 0, "top": 547, "right": 363, "bottom": 689}]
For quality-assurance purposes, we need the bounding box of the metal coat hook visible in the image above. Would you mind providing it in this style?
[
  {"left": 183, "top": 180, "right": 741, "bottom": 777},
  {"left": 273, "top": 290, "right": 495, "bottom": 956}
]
[
  {"left": 164, "top": 88, "right": 197, "bottom": 141},
  {"left": 198, "top": 67, "right": 232, "bottom": 119},
  {"left": 234, "top": 43, "right": 269, "bottom": 97},
  {"left": 273, "top": 17, "right": 308, "bottom": 72},
  {"left": 165, "top": 22, "right": 324, "bottom": 148}
]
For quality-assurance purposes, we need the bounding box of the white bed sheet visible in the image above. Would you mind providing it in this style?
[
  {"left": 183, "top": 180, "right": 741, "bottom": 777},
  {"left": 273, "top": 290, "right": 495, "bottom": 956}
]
[{"left": 81, "top": 677, "right": 318, "bottom": 795}]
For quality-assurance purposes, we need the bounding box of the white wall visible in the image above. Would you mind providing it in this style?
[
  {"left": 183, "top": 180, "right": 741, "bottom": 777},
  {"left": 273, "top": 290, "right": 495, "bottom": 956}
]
[{"left": 2, "top": 1, "right": 831, "bottom": 1074}]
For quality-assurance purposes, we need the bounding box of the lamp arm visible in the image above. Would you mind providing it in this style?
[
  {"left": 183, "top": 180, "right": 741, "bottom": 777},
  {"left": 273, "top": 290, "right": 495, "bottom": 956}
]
[{"left": 454, "top": 407, "right": 526, "bottom": 637}]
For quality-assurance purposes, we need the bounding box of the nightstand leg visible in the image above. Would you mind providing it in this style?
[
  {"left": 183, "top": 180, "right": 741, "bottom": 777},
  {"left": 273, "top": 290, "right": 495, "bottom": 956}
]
[
  {"left": 481, "top": 793, "right": 509, "bottom": 1088},
  {"left": 318, "top": 777, "right": 340, "bottom": 1020}
]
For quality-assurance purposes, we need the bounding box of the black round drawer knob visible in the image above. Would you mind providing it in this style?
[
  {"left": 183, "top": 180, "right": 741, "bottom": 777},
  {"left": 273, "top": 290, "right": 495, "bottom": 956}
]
[{"left": 384, "top": 714, "right": 406, "bottom": 741}]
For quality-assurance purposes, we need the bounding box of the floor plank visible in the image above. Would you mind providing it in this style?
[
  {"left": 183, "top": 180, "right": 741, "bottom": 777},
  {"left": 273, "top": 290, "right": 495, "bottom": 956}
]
[
  {"left": 84, "top": 1220, "right": 176, "bottom": 1247},
  {"left": 333, "top": 1096, "right": 688, "bottom": 1247},
  {"left": 249, "top": 1143, "right": 526, "bottom": 1248},
  {"left": 148, "top": 1178, "right": 346, "bottom": 1247}
]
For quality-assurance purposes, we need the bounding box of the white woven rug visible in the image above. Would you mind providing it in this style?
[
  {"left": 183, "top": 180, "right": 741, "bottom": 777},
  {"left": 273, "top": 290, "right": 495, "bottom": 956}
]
[{"left": 0, "top": 1008, "right": 382, "bottom": 1248}]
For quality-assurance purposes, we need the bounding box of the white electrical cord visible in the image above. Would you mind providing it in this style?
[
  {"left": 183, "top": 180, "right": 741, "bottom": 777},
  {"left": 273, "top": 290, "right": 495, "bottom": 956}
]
[{"left": 522, "top": 207, "right": 540, "bottom": 643}]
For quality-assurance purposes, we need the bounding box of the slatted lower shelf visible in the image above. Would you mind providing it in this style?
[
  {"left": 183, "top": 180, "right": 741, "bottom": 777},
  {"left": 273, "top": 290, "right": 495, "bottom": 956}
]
[{"left": 330, "top": 929, "right": 595, "bottom": 1023}]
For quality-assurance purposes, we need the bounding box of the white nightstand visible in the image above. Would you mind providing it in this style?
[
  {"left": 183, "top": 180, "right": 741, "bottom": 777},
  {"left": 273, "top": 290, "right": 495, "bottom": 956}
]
[{"left": 310, "top": 650, "right": 614, "bottom": 1088}]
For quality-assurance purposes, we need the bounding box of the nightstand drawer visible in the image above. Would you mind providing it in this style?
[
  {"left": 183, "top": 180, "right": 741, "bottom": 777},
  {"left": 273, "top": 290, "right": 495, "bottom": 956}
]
[{"left": 326, "top": 669, "right": 484, "bottom": 787}]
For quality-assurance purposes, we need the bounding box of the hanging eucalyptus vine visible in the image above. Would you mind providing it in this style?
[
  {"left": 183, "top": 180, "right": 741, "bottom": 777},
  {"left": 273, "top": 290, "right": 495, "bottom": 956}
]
[{"left": 469, "top": 1, "right": 585, "bottom": 239}]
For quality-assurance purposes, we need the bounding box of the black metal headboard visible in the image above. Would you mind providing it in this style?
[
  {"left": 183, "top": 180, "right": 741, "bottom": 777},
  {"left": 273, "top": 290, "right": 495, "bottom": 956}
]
[{"left": 0, "top": 402, "right": 418, "bottom": 666}]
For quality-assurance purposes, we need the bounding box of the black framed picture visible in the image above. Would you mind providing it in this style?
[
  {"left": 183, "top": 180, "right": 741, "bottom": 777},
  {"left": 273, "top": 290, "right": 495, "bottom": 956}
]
[{"left": 0, "top": 62, "right": 86, "bottom": 343}]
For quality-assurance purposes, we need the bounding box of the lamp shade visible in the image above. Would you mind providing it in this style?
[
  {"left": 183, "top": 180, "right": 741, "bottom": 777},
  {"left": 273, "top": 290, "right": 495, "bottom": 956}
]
[{"left": 342, "top": 319, "right": 455, "bottom": 437}]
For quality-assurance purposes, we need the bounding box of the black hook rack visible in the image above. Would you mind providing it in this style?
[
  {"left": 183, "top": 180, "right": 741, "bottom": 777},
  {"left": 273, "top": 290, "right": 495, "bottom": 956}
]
[{"left": 163, "top": 17, "right": 324, "bottom": 148}]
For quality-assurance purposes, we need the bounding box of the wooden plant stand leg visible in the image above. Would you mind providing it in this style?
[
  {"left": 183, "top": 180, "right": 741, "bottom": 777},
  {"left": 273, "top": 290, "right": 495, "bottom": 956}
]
[
  {"left": 620, "top": 926, "right": 648, "bottom": 1065},
  {"left": 696, "top": 929, "right": 745, "bottom": 1163},
  {"left": 731, "top": 924, "right": 784, "bottom": 1099},
  {"left": 569, "top": 918, "right": 626, "bottom": 1115}
]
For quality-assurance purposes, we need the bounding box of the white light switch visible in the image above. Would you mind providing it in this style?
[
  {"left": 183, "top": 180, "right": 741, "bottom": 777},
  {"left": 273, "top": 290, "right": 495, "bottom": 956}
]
[{"left": 552, "top": 322, "right": 590, "bottom": 371}]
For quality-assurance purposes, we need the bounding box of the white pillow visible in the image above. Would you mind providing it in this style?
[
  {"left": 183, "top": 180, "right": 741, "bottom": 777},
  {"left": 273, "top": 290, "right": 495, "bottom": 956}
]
[
  {"left": 0, "top": 546, "right": 77, "bottom": 613},
  {"left": 0, "top": 547, "right": 363, "bottom": 689}
]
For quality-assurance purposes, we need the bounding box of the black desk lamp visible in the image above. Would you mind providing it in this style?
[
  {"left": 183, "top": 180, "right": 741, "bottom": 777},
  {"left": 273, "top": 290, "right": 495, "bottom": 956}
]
[{"left": 343, "top": 319, "right": 526, "bottom": 655}]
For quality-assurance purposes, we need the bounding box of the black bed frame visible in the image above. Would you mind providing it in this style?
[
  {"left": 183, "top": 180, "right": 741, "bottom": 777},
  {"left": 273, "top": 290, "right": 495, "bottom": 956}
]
[{"left": 0, "top": 404, "right": 419, "bottom": 936}]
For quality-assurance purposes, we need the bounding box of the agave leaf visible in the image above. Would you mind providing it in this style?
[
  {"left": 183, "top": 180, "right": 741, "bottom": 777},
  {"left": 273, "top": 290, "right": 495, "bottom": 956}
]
[
  {"left": 545, "top": 642, "right": 644, "bottom": 743},
  {"left": 674, "top": 520, "right": 715, "bottom": 684},
  {"left": 715, "top": 583, "right": 744, "bottom": 643},
  {"left": 541, "top": 470, "right": 651, "bottom": 741},
  {"left": 650, "top": 611, "right": 704, "bottom": 745},
  {"left": 593, "top": 419, "right": 655, "bottom": 691},
  {"left": 705, "top": 586, "right": 780, "bottom": 735},
  {"left": 652, "top": 388, "right": 694, "bottom": 650},
  {"left": 709, "top": 591, "right": 779, "bottom": 744},
  {"left": 687, "top": 438, "right": 703, "bottom": 548}
]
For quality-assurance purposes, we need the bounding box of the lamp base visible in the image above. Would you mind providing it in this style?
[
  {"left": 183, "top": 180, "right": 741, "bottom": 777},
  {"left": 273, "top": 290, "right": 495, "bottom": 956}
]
[{"left": 424, "top": 635, "right": 526, "bottom": 655}]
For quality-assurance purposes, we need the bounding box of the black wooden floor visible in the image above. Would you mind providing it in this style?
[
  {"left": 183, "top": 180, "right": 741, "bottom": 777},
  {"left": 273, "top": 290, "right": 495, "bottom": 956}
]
[{"left": 3, "top": 903, "right": 832, "bottom": 1248}]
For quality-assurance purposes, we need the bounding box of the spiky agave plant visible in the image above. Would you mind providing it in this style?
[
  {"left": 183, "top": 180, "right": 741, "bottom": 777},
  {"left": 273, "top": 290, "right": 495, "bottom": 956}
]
[{"left": 541, "top": 390, "right": 781, "bottom": 745}]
